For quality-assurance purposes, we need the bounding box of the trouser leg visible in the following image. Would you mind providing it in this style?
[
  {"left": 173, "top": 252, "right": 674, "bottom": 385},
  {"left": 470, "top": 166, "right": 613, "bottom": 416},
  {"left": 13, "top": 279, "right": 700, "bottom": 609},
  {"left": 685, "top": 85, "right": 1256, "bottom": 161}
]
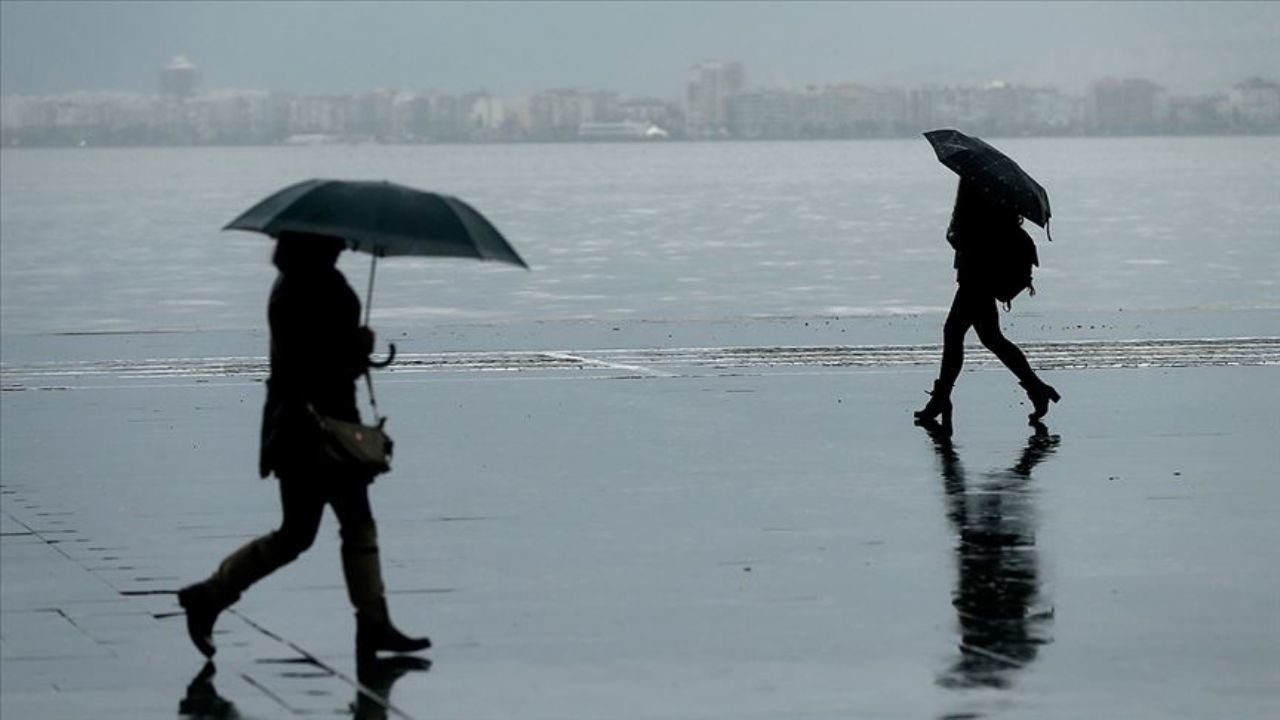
[
  {"left": 331, "top": 480, "right": 385, "bottom": 614},
  {"left": 939, "top": 287, "right": 973, "bottom": 390},
  {"left": 969, "top": 292, "right": 1040, "bottom": 386},
  {"left": 206, "top": 476, "right": 325, "bottom": 603}
]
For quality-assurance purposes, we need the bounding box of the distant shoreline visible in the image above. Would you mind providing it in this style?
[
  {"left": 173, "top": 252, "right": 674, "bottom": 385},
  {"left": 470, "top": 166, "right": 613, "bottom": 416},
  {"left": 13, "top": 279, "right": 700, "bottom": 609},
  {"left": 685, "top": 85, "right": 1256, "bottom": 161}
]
[{"left": 4, "top": 131, "right": 1278, "bottom": 150}]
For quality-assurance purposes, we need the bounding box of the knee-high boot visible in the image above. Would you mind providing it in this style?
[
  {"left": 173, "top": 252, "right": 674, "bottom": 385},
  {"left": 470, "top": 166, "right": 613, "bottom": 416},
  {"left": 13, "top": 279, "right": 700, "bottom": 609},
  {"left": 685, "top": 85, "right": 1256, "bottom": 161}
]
[
  {"left": 177, "top": 539, "right": 269, "bottom": 658},
  {"left": 344, "top": 543, "right": 431, "bottom": 662},
  {"left": 178, "top": 531, "right": 303, "bottom": 658}
]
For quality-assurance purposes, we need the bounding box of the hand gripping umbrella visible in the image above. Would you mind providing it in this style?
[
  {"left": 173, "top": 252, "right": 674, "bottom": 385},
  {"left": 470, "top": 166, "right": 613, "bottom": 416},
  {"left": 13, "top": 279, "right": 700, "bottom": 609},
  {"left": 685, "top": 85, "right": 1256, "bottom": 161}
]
[{"left": 924, "top": 129, "right": 1052, "bottom": 239}]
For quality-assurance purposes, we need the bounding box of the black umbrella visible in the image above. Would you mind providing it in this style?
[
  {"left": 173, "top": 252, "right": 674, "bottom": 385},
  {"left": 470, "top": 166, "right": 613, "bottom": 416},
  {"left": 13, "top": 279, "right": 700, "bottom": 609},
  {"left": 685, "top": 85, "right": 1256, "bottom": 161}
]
[
  {"left": 924, "top": 129, "right": 1052, "bottom": 236},
  {"left": 224, "top": 178, "right": 529, "bottom": 325}
]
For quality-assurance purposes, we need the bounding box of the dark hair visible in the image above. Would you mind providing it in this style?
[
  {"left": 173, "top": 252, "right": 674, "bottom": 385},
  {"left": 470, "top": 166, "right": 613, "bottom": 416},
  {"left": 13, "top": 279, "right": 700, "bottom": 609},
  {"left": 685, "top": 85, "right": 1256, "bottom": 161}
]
[{"left": 272, "top": 231, "right": 346, "bottom": 272}]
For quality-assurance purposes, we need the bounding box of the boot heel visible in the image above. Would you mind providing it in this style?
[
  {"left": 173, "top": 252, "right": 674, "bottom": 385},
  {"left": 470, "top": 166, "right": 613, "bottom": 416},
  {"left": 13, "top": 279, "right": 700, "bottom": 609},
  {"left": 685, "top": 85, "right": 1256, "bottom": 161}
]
[
  {"left": 357, "top": 599, "right": 431, "bottom": 662},
  {"left": 913, "top": 380, "right": 953, "bottom": 425},
  {"left": 1021, "top": 381, "right": 1060, "bottom": 422}
]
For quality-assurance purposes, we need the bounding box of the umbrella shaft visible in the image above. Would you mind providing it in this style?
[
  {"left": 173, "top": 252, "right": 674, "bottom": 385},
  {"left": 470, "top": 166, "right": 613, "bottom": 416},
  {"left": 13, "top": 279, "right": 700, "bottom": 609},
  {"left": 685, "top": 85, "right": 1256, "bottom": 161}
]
[
  {"left": 363, "top": 253, "right": 382, "bottom": 423},
  {"left": 365, "top": 254, "right": 377, "bottom": 326}
]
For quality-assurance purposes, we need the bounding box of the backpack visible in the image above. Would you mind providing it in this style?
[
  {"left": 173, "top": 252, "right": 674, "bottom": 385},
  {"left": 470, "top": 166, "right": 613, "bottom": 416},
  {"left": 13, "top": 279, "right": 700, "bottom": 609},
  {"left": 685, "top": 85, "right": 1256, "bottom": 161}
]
[{"left": 988, "top": 225, "right": 1039, "bottom": 307}]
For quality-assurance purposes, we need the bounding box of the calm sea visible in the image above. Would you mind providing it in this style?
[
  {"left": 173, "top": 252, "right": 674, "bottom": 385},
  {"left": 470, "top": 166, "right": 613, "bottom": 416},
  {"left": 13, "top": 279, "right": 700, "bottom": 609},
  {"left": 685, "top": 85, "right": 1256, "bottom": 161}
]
[{"left": 1, "top": 137, "right": 1277, "bottom": 336}]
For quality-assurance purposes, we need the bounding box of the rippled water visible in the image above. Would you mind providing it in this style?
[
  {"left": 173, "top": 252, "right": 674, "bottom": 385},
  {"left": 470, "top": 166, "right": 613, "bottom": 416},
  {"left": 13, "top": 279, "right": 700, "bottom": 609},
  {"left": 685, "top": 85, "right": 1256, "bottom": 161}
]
[{"left": 2, "top": 137, "right": 1277, "bottom": 335}]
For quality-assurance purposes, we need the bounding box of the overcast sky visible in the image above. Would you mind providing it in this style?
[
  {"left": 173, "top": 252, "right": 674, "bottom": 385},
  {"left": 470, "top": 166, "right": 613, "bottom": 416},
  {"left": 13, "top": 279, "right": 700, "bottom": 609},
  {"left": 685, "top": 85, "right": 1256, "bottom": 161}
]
[{"left": 2, "top": 1, "right": 1276, "bottom": 98}]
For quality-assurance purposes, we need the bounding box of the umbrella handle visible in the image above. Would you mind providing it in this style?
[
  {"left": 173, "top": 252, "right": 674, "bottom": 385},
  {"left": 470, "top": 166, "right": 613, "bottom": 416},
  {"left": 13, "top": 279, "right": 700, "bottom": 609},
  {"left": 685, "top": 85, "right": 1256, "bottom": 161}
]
[{"left": 369, "top": 342, "right": 397, "bottom": 369}]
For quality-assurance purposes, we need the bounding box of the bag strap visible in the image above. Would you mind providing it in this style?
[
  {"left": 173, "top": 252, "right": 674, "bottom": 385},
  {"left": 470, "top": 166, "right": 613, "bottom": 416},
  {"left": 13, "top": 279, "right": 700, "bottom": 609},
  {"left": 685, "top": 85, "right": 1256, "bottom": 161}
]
[{"left": 364, "top": 371, "right": 382, "bottom": 424}]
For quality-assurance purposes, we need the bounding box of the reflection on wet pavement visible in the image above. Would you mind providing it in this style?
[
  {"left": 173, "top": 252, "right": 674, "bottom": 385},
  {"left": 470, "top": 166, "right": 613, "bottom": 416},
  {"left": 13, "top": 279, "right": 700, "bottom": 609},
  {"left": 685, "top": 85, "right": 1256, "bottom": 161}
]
[
  {"left": 3, "top": 338, "right": 1276, "bottom": 718},
  {"left": 176, "top": 654, "right": 431, "bottom": 720},
  {"left": 922, "top": 421, "right": 1059, "bottom": 691},
  {"left": 352, "top": 656, "right": 432, "bottom": 720},
  {"left": 179, "top": 662, "right": 242, "bottom": 719}
]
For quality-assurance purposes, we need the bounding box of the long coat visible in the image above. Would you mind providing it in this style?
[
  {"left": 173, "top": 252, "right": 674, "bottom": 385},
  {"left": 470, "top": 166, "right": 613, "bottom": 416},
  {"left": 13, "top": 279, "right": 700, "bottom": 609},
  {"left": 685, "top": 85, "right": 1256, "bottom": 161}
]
[{"left": 258, "top": 265, "right": 367, "bottom": 478}]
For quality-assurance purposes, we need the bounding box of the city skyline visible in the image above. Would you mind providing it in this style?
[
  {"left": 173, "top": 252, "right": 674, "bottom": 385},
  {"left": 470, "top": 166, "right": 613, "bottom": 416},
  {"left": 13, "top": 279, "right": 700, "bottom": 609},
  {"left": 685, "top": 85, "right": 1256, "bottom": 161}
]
[
  {"left": 2, "top": 2, "right": 1278, "bottom": 100},
  {"left": 4, "top": 56, "right": 1275, "bottom": 148}
]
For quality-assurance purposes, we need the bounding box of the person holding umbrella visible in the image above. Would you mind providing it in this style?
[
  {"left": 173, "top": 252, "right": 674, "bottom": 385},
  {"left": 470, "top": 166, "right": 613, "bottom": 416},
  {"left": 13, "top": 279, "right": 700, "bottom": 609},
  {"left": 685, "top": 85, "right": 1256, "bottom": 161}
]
[
  {"left": 178, "top": 180, "right": 525, "bottom": 664},
  {"left": 916, "top": 130, "right": 1061, "bottom": 429},
  {"left": 177, "top": 231, "right": 431, "bottom": 663}
]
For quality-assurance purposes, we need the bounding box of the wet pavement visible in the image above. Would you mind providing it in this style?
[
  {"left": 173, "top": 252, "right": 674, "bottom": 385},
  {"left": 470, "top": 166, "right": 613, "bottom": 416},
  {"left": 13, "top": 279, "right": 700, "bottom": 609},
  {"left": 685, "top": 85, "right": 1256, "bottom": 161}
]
[{"left": 2, "top": 318, "right": 1279, "bottom": 719}]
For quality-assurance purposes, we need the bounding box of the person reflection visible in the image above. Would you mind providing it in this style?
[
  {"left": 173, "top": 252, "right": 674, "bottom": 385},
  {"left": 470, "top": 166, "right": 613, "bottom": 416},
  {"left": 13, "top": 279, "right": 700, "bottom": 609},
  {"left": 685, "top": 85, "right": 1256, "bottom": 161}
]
[
  {"left": 177, "top": 656, "right": 430, "bottom": 719},
  {"left": 351, "top": 656, "right": 432, "bottom": 720},
  {"left": 919, "top": 419, "right": 1058, "bottom": 690},
  {"left": 178, "top": 662, "right": 241, "bottom": 719}
]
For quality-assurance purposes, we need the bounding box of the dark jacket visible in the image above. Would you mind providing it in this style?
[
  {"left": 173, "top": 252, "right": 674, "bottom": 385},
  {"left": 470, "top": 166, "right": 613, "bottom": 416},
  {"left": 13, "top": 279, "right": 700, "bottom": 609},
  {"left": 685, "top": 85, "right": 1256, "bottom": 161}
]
[
  {"left": 946, "top": 181, "right": 1031, "bottom": 292},
  {"left": 259, "top": 259, "right": 367, "bottom": 478}
]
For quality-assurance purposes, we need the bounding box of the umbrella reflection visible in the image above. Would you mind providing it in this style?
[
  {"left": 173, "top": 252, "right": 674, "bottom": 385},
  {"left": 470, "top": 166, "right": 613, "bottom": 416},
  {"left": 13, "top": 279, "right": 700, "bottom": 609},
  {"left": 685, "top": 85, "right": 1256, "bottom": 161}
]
[{"left": 920, "top": 420, "right": 1059, "bottom": 690}]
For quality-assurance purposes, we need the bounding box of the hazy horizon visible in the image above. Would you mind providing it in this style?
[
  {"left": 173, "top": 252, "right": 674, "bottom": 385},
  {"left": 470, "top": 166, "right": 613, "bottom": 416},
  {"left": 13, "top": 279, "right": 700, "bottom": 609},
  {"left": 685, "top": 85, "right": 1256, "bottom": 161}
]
[{"left": 2, "top": 1, "right": 1278, "bottom": 99}]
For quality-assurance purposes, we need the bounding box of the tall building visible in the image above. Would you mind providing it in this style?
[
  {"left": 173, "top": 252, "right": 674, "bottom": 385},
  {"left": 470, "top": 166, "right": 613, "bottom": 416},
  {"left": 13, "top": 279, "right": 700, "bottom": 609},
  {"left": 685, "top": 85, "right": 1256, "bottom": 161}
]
[
  {"left": 1087, "top": 78, "right": 1166, "bottom": 135},
  {"left": 160, "top": 55, "right": 200, "bottom": 98},
  {"left": 686, "top": 61, "right": 745, "bottom": 137}
]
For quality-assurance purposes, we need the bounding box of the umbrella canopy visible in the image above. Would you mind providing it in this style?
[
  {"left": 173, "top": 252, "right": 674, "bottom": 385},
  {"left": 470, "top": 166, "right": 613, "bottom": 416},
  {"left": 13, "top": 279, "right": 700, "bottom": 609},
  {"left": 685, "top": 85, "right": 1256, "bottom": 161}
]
[
  {"left": 224, "top": 179, "right": 528, "bottom": 267},
  {"left": 224, "top": 178, "right": 527, "bottom": 337},
  {"left": 924, "top": 129, "right": 1051, "bottom": 231}
]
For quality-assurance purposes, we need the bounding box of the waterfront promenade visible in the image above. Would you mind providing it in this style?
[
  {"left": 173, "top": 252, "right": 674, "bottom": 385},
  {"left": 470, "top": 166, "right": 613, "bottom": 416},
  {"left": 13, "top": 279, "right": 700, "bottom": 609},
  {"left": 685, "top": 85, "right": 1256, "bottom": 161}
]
[{"left": 3, "top": 316, "right": 1278, "bottom": 719}]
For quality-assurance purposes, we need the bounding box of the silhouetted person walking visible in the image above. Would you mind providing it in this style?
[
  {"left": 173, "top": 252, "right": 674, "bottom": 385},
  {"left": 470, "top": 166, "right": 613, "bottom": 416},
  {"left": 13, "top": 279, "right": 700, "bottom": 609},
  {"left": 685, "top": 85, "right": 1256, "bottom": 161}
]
[
  {"left": 178, "top": 232, "right": 429, "bottom": 663},
  {"left": 916, "top": 180, "right": 1060, "bottom": 428}
]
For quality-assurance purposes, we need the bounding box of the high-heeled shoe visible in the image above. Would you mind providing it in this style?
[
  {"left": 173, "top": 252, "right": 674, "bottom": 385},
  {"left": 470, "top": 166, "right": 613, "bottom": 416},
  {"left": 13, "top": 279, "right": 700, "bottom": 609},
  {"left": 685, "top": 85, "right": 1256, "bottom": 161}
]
[
  {"left": 913, "top": 380, "right": 953, "bottom": 427},
  {"left": 1020, "top": 380, "right": 1061, "bottom": 422}
]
